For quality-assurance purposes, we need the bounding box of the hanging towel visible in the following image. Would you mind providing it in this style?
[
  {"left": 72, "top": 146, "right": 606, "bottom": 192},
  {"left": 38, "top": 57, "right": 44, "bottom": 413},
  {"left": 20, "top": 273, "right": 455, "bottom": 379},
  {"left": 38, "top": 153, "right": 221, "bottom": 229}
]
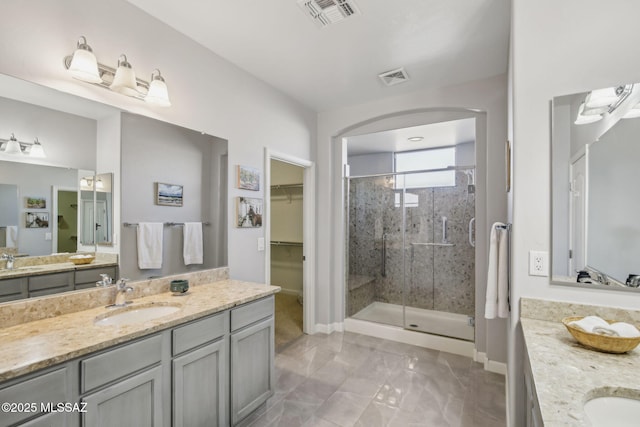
[
  {"left": 183, "top": 222, "right": 203, "bottom": 265},
  {"left": 136, "top": 222, "right": 163, "bottom": 269},
  {"left": 5, "top": 226, "right": 18, "bottom": 248},
  {"left": 485, "top": 222, "right": 509, "bottom": 319}
]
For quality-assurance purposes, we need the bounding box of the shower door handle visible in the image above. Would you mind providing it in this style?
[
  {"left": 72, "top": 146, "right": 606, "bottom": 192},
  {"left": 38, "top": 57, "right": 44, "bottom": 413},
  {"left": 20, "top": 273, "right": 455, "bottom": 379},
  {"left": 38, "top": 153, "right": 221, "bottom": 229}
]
[{"left": 469, "top": 217, "right": 476, "bottom": 247}]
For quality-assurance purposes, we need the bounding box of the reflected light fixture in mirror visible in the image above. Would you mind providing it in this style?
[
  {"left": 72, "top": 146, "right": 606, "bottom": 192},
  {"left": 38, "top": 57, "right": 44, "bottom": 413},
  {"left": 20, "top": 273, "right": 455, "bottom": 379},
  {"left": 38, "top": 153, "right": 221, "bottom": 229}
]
[
  {"left": 623, "top": 102, "right": 640, "bottom": 119},
  {"left": 0, "top": 134, "right": 46, "bottom": 158},
  {"left": 64, "top": 36, "right": 171, "bottom": 107},
  {"left": 575, "top": 103, "right": 603, "bottom": 124},
  {"left": 574, "top": 85, "right": 634, "bottom": 125}
]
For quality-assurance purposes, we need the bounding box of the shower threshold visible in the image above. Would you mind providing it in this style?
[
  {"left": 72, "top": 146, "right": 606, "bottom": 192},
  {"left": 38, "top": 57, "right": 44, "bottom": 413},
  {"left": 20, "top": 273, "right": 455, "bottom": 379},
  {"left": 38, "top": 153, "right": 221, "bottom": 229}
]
[{"left": 351, "top": 301, "right": 474, "bottom": 342}]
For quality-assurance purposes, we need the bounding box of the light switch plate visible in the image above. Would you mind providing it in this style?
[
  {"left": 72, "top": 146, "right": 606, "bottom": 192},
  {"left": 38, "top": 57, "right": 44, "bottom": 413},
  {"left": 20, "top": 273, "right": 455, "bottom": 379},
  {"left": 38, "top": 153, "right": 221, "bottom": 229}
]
[
  {"left": 257, "top": 237, "right": 265, "bottom": 251},
  {"left": 45, "top": 232, "right": 52, "bottom": 241}
]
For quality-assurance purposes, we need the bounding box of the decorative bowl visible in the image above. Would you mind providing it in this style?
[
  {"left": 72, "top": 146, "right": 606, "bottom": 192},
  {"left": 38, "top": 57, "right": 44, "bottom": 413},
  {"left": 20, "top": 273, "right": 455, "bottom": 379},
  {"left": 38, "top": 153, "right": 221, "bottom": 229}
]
[
  {"left": 562, "top": 316, "right": 640, "bottom": 354},
  {"left": 68, "top": 254, "right": 95, "bottom": 265}
]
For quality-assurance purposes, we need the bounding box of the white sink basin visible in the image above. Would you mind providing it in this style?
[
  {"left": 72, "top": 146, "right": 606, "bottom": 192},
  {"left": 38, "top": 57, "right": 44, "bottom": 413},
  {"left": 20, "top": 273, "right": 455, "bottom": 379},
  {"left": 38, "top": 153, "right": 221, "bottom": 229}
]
[
  {"left": 95, "top": 303, "right": 181, "bottom": 326},
  {"left": 584, "top": 396, "right": 640, "bottom": 427}
]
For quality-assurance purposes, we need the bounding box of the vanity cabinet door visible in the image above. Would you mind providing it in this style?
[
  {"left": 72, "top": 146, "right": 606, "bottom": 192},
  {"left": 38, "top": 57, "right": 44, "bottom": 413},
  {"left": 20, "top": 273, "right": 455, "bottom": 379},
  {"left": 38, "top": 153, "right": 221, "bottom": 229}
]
[
  {"left": 230, "top": 316, "right": 275, "bottom": 425},
  {"left": 28, "top": 271, "right": 74, "bottom": 297},
  {"left": 74, "top": 266, "right": 118, "bottom": 290},
  {"left": 82, "top": 366, "right": 163, "bottom": 427},
  {"left": 0, "top": 276, "right": 27, "bottom": 302},
  {"left": 173, "top": 339, "right": 228, "bottom": 427}
]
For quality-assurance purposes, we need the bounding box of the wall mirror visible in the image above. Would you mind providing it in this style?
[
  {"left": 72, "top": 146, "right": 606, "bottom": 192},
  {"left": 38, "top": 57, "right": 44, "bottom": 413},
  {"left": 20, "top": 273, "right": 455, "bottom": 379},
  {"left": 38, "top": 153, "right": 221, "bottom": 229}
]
[
  {"left": 0, "top": 73, "right": 228, "bottom": 300},
  {"left": 551, "top": 82, "right": 640, "bottom": 291}
]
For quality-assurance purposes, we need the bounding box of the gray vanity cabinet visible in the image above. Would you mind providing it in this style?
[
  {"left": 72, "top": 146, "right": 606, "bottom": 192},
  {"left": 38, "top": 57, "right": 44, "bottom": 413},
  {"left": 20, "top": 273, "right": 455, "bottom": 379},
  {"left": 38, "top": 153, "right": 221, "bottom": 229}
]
[
  {"left": 0, "top": 276, "right": 27, "bottom": 302},
  {"left": 80, "top": 335, "right": 164, "bottom": 427},
  {"left": 74, "top": 266, "right": 118, "bottom": 290},
  {"left": 28, "top": 271, "right": 74, "bottom": 298},
  {"left": 524, "top": 349, "right": 543, "bottom": 427},
  {"left": 230, "top": 296, "right": 275, "bottom": 425},
  {"left": 172, "top": 312, "right": 229, "bottom": 427}
]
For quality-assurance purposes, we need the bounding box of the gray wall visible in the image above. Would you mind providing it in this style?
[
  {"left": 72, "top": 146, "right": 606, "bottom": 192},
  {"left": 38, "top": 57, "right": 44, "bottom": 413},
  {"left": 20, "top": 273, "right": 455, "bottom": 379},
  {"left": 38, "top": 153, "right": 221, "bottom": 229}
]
[
  {"left": 120, "top": 113, "right": 228, "bottom": 279},
  {"left": 347, "top": 153, "right": 393, "bottom": 176}
]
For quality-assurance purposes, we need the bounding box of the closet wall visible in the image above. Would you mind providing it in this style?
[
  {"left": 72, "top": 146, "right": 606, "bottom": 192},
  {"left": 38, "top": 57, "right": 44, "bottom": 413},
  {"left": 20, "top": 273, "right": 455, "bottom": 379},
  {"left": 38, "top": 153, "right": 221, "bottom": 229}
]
[{"left": 270, "top": 160, "right": 303, "bottom": 295}]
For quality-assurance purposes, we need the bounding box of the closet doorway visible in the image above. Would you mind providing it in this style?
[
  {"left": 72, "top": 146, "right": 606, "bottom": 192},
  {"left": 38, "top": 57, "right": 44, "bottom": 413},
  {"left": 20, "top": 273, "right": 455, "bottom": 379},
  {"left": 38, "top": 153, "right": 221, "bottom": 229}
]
[{"left": 265, "top": 150, "right": 315, "bottom": 351}]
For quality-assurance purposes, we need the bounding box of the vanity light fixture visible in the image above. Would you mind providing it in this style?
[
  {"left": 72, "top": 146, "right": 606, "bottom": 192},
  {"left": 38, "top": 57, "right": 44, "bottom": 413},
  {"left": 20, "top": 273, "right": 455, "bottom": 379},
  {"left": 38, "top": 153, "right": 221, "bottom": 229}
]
[
  {"left": 574, "top": 103, "right": 603, "bottom": 125},
  {"left": 0, "top": 134, "right": 47, "bottom": 157},
  {"left": 64, "top": 36, "right": 171, "bottom": 107},
  {"left": 585, "top": 87, "right": 621, "bottom": 109},
  {"left": 408, "top": 136, "right": 424, "bottom": 142},
  {"left": 623, "top": 102, "right": 640, "bottom": 119}
]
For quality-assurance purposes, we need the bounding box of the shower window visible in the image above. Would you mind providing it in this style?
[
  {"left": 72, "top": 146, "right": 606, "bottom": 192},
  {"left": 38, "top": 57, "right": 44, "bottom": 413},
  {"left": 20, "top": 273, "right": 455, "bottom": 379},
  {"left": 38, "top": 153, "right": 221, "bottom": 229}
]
[{"left": 395, "top": 147, "right": 456, "bottom": 188}]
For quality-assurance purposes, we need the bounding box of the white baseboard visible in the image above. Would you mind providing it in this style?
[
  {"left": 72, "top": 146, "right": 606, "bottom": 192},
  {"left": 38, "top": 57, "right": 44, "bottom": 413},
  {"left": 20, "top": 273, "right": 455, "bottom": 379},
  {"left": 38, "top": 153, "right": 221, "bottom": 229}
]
[
  {"left": 474, "top": 350, "right": 507, "bottom": 375},
  {"left": 313, "top": 322, "right": 344, "bottom": 334}
]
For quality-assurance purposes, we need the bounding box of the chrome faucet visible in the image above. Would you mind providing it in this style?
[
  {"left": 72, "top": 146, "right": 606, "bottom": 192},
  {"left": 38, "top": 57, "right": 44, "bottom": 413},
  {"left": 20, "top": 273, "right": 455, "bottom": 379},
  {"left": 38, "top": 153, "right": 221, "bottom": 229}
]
[
  {"left": 96, "top": 274, "right": 112, "bottom": 287},
  {"left": 1, "top": 253, "right": 15, "bottom": 270},
  {"left": 594, "top": 272, "right": 609, "bottom": 286},
  {"left": 113, "top": 278, "right": 133, "bottom": 307}
]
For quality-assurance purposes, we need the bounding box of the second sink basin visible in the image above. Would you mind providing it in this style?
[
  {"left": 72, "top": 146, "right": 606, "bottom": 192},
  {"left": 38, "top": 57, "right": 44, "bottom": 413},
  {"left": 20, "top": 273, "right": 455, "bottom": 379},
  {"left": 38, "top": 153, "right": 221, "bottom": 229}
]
[
  {"left": 584, "top": 395, "right": 640, "bottom": 427},
  {"left": 95, "top": 303, "right": 181, "bottom": 326}
]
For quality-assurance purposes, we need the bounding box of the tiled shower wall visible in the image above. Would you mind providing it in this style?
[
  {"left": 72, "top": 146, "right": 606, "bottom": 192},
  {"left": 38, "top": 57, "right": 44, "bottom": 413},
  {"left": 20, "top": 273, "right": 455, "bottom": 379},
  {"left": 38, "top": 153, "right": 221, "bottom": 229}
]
[{"left": 348, "top": 171, "right": 475, "bottom": 317}]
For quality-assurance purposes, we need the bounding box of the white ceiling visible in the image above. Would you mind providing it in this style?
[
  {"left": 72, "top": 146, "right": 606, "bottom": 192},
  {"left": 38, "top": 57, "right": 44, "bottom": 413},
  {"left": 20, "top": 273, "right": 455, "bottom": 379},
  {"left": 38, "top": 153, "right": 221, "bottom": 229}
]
[
  {"left": 346, "top": 117, "right": 475, "bottom": 156},
  {"left": 126, "top": 0, "right": 510, "bottom": 112}
]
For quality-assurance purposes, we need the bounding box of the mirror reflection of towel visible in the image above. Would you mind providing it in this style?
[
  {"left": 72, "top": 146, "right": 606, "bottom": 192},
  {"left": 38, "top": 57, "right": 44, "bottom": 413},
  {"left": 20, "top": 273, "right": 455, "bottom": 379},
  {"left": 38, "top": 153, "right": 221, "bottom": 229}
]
[
  {"left": 137, "top": 223, "right": 163, "bottom": 269},
  {"left": 5, "top": 226, "right": 17, "bottom": 248},
  {"left": 183, "top": 222, "right": 203, "bottom": 265}
]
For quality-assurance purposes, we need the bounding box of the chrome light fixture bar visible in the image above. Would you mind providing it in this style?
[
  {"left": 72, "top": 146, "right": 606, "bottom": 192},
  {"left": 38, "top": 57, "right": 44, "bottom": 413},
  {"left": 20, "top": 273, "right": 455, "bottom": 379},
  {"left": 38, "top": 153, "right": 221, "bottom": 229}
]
[
  {"left": 0, "top": 134, "right": 46, "bottom": 158},
  {"left": 63, "top": 36, "right": 171, "bottom": 107},
  {"left": 575, "top": 84, "right": 634, "bottom": 125}
]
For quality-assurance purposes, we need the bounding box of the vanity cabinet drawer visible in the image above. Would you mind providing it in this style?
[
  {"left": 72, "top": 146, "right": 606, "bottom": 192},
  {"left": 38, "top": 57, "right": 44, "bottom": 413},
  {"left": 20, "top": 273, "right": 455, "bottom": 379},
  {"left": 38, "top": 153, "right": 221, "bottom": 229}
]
[
  {"left": 0, "top": 276, "right": 28, "bottom": 302},
  {"left": 0, "top": 367, "right": 68, "bottom": 426},
  {"left": 81, "top": 334, "right": 162, "bottom": 394},
  {"left": 28, "top": 271, "right": 74, "bottom": 297},
  {"left": 231, "top": 296, "right": 274, "bottom": 332},
  {"left": 75, "top": 266, "right": 118, "bottom": 290},
  {"left": 172, "top": 311, "right": 228, "bottom": 356}
]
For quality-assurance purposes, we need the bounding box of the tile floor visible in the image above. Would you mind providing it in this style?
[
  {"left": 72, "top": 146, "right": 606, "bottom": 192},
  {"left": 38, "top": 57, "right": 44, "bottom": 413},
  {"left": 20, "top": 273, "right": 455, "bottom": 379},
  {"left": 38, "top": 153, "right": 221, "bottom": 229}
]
[{"left": 241, "top": 331, "right": 506, "bottom": 427}]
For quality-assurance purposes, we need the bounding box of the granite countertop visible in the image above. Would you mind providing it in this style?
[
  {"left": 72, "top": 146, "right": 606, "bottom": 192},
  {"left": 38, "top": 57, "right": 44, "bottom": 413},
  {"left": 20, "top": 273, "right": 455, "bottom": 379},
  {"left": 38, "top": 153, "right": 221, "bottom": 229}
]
[
  {"left": 0, "top": 259, "right": 117, "bottom": 280},
  {"left": 0, "top": 279, "right": 279, "bottom": 382},
  {"left": 521, "top": 310, "right": 640, "bottom": 426}
]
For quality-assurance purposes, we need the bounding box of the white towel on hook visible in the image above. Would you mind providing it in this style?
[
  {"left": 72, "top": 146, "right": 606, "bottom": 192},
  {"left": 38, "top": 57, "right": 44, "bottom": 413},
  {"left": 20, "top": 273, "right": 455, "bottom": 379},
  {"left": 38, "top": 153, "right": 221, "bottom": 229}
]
[
  {"left": 485, "top": 222, "right": 509, "bottom": 319},
  {"left": 136, "top": 223, "right": 163, "bottom": 269},
  {"left": 5, "top": 226, "right": 18, "bottom": 248},
  {"left": 183, "top": 222, "right": 203, "bottom": 265}
]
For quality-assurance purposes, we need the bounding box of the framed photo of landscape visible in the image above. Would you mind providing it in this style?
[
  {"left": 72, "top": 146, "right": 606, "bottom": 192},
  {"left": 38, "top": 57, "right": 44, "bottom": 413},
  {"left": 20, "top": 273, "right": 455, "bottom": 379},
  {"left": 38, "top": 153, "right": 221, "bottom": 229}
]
[{"left": 155, "top": 182, "right": 183, "bottom": 207}]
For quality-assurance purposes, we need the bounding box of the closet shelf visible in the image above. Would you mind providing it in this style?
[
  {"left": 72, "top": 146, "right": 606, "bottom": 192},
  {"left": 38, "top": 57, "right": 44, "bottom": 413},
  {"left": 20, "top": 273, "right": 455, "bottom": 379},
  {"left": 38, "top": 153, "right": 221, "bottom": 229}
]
[{"left": 270, "top": 241, "right": 303, "bottom": 247}]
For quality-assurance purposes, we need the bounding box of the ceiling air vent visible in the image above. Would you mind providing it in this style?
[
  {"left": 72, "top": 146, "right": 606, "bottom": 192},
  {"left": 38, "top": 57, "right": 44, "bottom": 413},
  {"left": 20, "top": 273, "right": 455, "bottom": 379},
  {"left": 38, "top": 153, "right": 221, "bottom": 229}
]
[
  {"left": 297, "top": 0, "right": 360, "bottom": 28},
  {"left": 378, "top": 67, "right": 410, "bottom": 86}
]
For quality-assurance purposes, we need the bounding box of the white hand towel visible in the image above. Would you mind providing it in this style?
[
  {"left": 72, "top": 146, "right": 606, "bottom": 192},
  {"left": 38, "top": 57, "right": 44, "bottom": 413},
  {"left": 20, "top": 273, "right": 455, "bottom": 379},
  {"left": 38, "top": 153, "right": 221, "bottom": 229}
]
[
  {"left": 183, "top": 222, "right": 203, "bottom": 265},
  {"left": 136, "top": 222, "right": 163, "bottom": 269},
  {"left": 568, "top": 315, "right": 610, "bottom": 333},
  {"left": 5, "top": 226, "right": 17, "bottom": 248},
  {"left": 594, "top": 322, "right": 640, "bottom": 338},
  {"left": 485, "top": 223, "right": 509, "bottom": 319}
]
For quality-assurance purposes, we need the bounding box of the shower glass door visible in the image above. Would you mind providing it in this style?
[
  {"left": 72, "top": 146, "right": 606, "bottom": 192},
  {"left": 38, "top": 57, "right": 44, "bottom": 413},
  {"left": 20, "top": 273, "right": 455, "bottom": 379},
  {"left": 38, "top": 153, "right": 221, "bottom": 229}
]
[
  {"left": 346, "top": 168, "right": 476, "bottom": 341},
  {"left": 347, "top": 174, "right": 404, "bottom": 327}
]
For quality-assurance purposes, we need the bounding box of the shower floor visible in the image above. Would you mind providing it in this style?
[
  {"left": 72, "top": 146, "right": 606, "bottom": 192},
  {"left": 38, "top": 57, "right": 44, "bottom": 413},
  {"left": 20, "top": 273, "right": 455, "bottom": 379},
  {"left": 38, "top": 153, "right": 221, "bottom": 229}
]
[{"left": 351, "top": 301, "right": 474, "bottom": 341}]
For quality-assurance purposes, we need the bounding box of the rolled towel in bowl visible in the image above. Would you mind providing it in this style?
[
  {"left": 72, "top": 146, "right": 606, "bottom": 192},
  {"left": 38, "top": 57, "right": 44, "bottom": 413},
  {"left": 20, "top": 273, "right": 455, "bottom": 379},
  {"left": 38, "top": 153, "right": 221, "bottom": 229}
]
[
  {"left": 568, "top": 315, "right": 610, "bottom": 333},
  {"left": 594, "top": 322, "right": 640, "bottom": 338}
]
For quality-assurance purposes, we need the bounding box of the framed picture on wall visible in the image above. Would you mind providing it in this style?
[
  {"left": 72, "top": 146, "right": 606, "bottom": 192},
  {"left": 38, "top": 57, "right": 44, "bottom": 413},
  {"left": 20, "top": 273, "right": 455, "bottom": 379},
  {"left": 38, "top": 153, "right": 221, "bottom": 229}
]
[
  {"left": 235, "top": 197, "right": 263, "bottom": 228},
  {"left": 25, "top": 212, "right": 49, "bottom": 228},
  {"left": 25, "top": 197, "right": 46, "bottom": 209},
  {"left": 236, "top": 165, "right": 260, "bottom": 191},
  {"left": 155, "top": 182, "right": 183, "bottom": 207}
]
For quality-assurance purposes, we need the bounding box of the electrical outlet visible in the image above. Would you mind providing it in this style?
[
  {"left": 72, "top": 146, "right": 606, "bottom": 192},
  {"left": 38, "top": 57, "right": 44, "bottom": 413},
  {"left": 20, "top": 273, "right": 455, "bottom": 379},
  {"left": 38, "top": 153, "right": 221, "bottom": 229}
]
[{"left": 529, "top": 250, "right": 548, "bottom": 276}]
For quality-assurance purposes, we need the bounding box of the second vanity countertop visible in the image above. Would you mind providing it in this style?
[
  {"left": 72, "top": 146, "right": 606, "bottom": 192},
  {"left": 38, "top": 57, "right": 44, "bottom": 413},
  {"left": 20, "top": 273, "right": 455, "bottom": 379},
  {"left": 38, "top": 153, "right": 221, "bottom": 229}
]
[
  {"left": 0, "top": 279, "right": 280, "bottom": 382},
  {"left": 521, "top": 298, "right": 640, "bottom": 426},
  {"left": 0, "top": 259, "right": 117, "bottom": 280}
]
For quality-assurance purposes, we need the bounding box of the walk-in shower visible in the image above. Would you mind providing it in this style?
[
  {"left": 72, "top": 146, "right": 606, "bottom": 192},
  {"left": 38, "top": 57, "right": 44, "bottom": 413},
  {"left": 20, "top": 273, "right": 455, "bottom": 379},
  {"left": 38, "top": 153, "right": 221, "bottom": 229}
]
[{"left": 346, "top": 162, "right": 476, "bottom": 342}]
